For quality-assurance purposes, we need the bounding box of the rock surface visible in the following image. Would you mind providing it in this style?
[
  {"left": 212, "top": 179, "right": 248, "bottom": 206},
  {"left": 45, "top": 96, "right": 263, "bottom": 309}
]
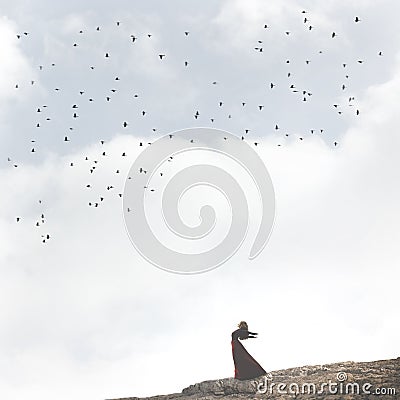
[{"left": 108, "top": 357, "right": 399, "bottom": 399}]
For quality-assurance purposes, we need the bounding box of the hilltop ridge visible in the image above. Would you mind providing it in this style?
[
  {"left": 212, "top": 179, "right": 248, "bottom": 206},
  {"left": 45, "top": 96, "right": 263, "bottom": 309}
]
[{"left": 108, "top": 357, "right": 399, "bottom": 399}]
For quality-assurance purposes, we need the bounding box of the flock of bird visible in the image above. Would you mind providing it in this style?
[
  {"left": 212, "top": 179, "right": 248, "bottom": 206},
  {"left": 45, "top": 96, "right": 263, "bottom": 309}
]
[{"left": 7, "top": 9, "right": 385, "bottom": 244}]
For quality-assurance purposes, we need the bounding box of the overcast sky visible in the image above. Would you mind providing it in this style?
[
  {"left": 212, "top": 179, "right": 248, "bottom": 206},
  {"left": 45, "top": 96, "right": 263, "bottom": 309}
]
[{"left": 0, "top": 1, "right": 399, "bottom": 399}]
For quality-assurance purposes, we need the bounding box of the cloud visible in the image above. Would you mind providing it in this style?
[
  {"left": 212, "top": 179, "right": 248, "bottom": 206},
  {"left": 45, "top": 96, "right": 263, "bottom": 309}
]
[
  {"left": 0, "top": 1, "right": 399, "bottom": 400},
  {"left": 1, "top": 58, "right": 400, "bottom": 397},
  {"left": 0, "top": 17, "right": 36, "bottom": 108}
]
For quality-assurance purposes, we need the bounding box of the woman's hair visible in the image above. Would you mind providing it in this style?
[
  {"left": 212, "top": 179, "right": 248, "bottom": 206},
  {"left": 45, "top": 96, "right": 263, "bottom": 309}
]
[{"left": 238, "top": 321, "right": 248, "bottom": 330}]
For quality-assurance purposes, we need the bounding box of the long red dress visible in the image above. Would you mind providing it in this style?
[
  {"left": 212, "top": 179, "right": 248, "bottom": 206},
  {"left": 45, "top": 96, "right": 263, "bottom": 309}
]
[{"left": 231, "top": 328, "right": 266, "bottom": 380}]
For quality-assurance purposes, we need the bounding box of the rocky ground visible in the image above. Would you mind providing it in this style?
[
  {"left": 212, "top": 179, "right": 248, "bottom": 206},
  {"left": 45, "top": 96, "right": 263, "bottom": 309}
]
[{"left": 108, "top": 357, "right": 399, "bottom": 399}]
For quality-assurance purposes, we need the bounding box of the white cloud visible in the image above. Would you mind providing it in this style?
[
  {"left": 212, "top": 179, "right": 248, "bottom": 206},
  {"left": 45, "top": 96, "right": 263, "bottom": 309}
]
[
  {"left": 0, "top": 2, "right": 399, "bottom": 400},
  {"left": 0, "top": 17, "right": 36, "bottom": 108},
  {"left": 1, "top": 59, "right": 400, "bottom": 397}
]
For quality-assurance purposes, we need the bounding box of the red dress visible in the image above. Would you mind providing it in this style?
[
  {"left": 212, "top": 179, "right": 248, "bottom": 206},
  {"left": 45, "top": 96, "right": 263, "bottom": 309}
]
[{"left": 231, "top": 328, "right": 266, "bottom": 380}]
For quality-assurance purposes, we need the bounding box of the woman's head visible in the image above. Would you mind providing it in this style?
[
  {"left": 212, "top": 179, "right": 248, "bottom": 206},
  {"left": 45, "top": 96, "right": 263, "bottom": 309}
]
[{"left": 238, "top": 321, "right": 248, "bottom": 330}]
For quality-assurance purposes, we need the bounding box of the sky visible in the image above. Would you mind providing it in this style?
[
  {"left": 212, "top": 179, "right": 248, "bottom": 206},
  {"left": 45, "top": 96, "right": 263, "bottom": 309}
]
[{"left": 0, "top": 0, "right": 399, "bottom": 399}]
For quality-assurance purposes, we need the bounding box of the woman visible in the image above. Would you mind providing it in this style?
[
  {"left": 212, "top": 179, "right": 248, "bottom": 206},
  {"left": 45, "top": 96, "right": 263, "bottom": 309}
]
[{"left": 231, "top": 321, "right": 266, "bottom": 380}]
